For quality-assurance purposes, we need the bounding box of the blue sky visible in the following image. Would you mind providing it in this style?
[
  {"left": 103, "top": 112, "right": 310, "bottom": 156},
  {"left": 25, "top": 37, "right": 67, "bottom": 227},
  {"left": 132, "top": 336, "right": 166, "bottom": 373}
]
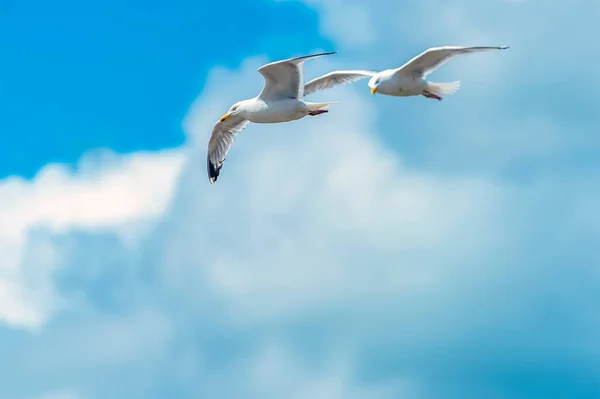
[
  {"left": 2, "top": 1, "right": 600, "bottom": 399},
  {"left": 0, "top": 0, "right": 328, "bottom": 178}
]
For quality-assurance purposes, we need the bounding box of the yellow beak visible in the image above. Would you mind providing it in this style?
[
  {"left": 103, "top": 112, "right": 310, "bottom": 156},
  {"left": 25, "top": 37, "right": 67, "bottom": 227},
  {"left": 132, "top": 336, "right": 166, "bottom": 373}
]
[
  {"left": 371, "top": 87, "right": 377, "bottom": 95},
  {"left": 219, "top": 112, "right": 232, "bottom": 122}
]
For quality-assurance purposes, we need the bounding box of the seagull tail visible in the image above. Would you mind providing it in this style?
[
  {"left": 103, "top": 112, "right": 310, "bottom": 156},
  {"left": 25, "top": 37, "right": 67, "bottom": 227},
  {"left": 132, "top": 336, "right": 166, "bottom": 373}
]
[
  {"left": 426, "top": 81, "right": 461, "bottom": 97},
  {"left": 306, "top": 101, "right": 337, "bottom": 112}
]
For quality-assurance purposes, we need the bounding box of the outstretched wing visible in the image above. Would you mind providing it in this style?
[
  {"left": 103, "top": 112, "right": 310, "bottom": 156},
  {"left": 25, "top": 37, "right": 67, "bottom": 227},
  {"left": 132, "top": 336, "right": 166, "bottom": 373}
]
[
  {"left": 394, "top": 46, "right": 509, "bottom": 78},
  {"left": 207, "top": 115, "right": 251, "bottom": 183},
  {"left": 303, "top": 70, "right": 376, "bottom": 96},
  {"left": 257, "top": 51, "right": 337, "bottom": 101}
]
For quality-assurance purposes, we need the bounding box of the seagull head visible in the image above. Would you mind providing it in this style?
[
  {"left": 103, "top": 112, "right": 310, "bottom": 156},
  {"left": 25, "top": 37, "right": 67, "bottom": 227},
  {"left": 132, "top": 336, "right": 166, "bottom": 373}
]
[
  {"left": 220, "top": 102, "right": 243, "bottom": 122},
  {"left": 368, "top": 76, "right": 381, "bottom": 95}
]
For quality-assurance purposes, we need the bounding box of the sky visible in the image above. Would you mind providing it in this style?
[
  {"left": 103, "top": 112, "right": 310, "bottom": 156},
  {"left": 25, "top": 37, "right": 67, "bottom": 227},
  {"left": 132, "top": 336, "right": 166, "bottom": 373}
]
[{"left": 1, "top": 0, "right": 600, "bottom": 398}]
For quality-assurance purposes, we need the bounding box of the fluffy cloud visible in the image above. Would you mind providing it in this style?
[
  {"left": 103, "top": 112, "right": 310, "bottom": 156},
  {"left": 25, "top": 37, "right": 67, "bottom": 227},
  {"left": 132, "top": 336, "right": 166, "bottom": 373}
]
[
  {"left": 2, "top": 1, "right": 600, "bottom": 398},
  {"left": 0, "top": 149, "right": 183, "bottom": 328},
  {"left": 2, "top": 57, "right": 594, "bottom": 398},
  {"left": 301, "top": 0, "right": 600, "bottom": 177}
]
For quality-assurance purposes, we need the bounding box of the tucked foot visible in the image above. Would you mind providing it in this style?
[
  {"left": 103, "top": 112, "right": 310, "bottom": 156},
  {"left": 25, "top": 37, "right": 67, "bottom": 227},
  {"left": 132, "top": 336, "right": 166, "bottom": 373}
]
[
  {"left": 308, "top": 109, "right": 328, "bottom": 116},
  {"left": 422, "top": 91, "right": 442, "bottom": 101}
]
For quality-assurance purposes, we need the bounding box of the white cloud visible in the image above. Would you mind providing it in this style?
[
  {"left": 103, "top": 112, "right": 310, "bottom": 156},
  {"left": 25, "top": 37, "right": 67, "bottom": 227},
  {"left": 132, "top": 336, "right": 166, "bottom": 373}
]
[
  {"left": 0, "top": 149, "right": 183, "bottom": 234},
  {"left": 3, "top": 1, "right": 600, "bottom": 398},
  {"left": 155, "top": 52, "right": 600, "bottom": 398},
  {"left": 0, "top": 149, "right": 184, "bottom": 329},
  {"left": 294, "top": 0, "right": 600, "bottom": 178},
  {"left": 165, "top": 58, "right": 510, "bottom": 321}
]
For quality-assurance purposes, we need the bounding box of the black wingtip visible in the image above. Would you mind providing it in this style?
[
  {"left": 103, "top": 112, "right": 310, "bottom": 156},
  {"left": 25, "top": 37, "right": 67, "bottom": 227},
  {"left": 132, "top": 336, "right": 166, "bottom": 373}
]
[
  {"left": 207, "top": 157, "right": 221, "bottom": 184},
  {"left": 310, "top": 51, "right": 337, "bottom": 58}
]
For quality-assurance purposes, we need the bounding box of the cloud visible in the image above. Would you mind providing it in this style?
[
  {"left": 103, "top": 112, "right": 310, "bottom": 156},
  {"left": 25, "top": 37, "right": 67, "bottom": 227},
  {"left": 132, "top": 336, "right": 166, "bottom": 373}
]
[
  {"left": 297, "top": 0, "right": 600, "bottom": 178},
  {"left": 0, "top": 149, "right": 183, "bottom": 329},
  {"left": 2, "top": 1, "right": 600, "bottom": 398},
  {"left": 4, "top": 56, "right": 592, "bottom": 398}
]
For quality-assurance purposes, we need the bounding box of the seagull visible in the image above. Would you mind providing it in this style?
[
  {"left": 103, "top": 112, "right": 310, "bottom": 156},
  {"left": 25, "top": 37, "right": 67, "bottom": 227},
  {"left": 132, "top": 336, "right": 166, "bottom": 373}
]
[
  {"left": 207, "top": 52, "right": 337, "bottom": 183},
  {"left": 304, "top": 46, "right": 509, "bottom": 101}
]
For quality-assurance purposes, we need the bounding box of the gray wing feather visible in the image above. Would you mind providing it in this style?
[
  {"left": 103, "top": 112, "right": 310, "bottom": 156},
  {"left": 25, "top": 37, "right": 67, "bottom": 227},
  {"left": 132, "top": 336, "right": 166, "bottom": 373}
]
[
  {"left": 394, "top": 46, "right": 509, "bottom": 78},
  {"left": 303, "top": 70, "right": 376, "bottom": 96},
  {"left": 257, "top": 52, "right": 337, "bottom": 100},
  {"left": 207, "top": 116, "right": 251, "bottom": 183}
]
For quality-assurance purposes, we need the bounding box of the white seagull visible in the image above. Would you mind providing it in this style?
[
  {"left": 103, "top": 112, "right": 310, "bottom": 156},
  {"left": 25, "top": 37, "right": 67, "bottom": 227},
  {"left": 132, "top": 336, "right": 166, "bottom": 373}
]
[
  {"left": 304, "top": 46, "right": 509, "bottom": 101},
  {"left": 207, "top": 51, "right": 337, "bottom": 183}
]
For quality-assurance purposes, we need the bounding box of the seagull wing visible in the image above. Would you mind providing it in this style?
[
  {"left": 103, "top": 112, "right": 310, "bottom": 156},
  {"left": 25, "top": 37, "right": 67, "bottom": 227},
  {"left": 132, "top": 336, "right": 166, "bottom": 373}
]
[
  {"left": 207, "top": 115, "right": 251, "bottom": 183},
  {"left": 303, "top": 70, "right": 376, "bottom": 96},
  {"left": 257, "top": 51, "right": 337, "bottom": 101},
  {"left": 394, "top": 46, "right": 509, "bottom": 78}
]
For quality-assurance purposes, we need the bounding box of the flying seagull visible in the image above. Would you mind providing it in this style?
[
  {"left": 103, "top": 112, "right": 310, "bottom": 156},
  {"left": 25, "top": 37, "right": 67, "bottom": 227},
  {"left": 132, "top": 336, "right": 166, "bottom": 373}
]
[
  {"left": 304, "top": 46, "right": 509, "bottom": 101},
  {"left": 207, "top": 52, "right": 337, "bottom": 183}
]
